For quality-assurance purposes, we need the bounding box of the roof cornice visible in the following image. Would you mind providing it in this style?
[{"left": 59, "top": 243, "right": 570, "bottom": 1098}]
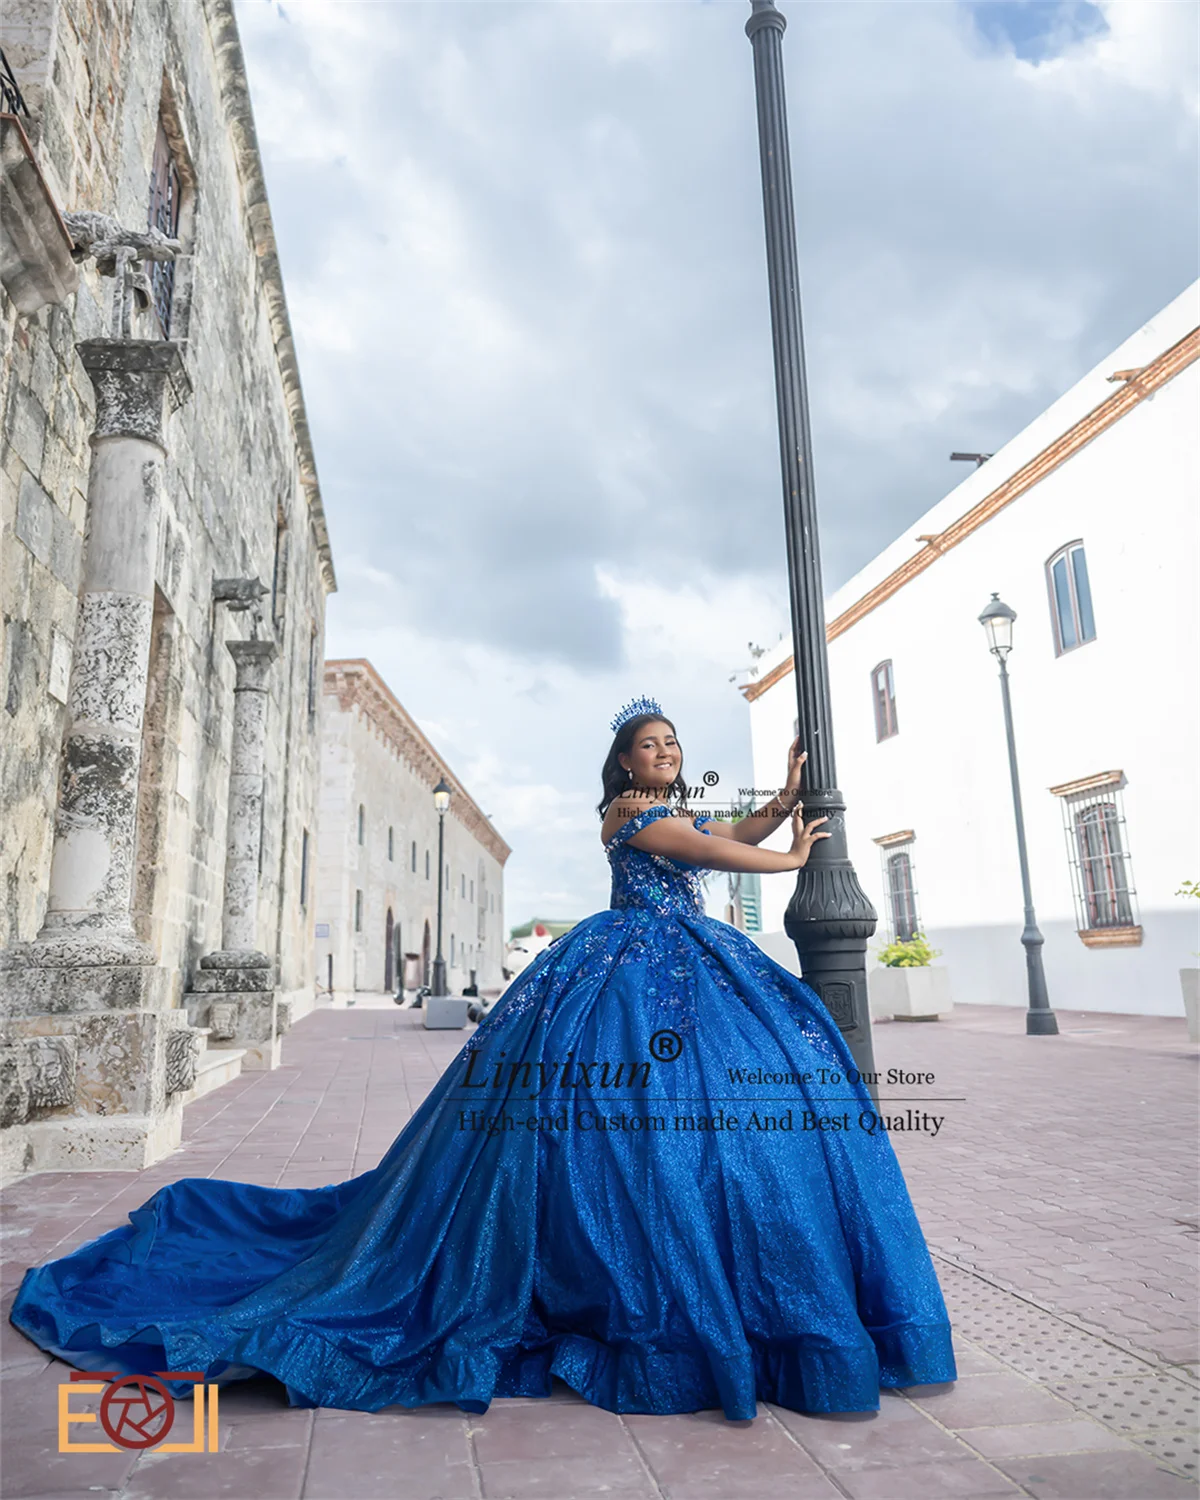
[
  {"left": 202, "top": 0, "right": 336, "bottom": 594},
  {"left": 742, "top": 323, "right": 1199, "bottom": 702},
  {"left": 324, "top": 659, "right": 512, "bottom": 866}
]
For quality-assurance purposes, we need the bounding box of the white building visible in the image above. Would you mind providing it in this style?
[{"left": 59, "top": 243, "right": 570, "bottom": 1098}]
[
  {"left": 743, "top": 284, "right": 1199, "bottom": 1018},
  {"left": 315, "top": 660, "right": 510, "bottom": 1000}
]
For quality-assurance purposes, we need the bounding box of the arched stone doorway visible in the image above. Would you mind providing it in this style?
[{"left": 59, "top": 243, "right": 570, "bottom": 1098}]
[{"left": 384, "top": 908, "right": 395, "bottom": 991}]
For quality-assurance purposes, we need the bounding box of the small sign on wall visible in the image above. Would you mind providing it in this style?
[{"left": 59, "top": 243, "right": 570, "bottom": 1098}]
[{"left": 314, "top": 923, "right": 330, "bottom": 939}]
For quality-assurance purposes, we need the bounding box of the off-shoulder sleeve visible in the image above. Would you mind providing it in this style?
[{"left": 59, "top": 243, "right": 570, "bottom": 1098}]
[
  {"left": 692, "top": 815, "right": 713, "bottom": 837},
  {"left": 604, "top": 803, "right": 674, "bottom": 851}
]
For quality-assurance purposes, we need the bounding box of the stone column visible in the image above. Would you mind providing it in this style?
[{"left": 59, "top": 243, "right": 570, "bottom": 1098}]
[
  {"left": 37, "top": 342, "right": 189, "bottom": 961},
  {"left": 0, "top": 339, "right": 197, "bottom": 1177},
  {"left": 186, "top": 638, "right": 282, "bottom": 1071},
  {"left": 219, "top": 638, "right": 277, "bottom": 961}
]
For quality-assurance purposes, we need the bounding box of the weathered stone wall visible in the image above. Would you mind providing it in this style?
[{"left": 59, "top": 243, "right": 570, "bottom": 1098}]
[
  {"left": 316, "top": 662, "right": 509, "bottom": 998},
  {"left": 1, "top": 0, "right": 333, "bottom": 1009}
]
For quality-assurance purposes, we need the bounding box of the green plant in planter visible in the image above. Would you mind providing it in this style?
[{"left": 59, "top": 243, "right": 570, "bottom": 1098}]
[{"left": 876, "top": 933, "right": 942, "bottom": 968}]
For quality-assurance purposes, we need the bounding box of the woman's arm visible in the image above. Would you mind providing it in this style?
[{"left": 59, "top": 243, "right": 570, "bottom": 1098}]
[
  {"left": 728, "top": 740, "right": 807, "bottom": 846},
  {"left": 628, "top": 805, "right": 829, "bottom": 874}
]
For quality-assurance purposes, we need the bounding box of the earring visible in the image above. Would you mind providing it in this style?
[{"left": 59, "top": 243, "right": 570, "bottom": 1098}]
[{"left": 627, "top": 769, "right": 633, "bottom": 781}]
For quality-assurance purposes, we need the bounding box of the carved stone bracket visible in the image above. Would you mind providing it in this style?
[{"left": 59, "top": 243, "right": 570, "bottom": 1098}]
[
  {"left": 164, "top": 1028, "right": 201, "bottom": 1096},
  {"left": 0, "top": 1033, "right": 77, "bottom": 1123},
  {"left": 26, "top": 1034, "right": 77, "bottom": 1109}
]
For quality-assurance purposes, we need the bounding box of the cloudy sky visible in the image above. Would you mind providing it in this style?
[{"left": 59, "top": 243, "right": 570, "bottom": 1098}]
[{"left": 233, "top": 0, "right": 1197, "bottom": 927}]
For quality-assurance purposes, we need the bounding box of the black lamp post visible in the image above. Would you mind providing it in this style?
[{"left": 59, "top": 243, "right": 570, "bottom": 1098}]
[
  {"left": 978, "top": 593, "right": 1058, "bottom": 1036},
  {"left": 745, "top": 0, "right": 878, "bottom": 1080},
  {"left": 432, "top": 777, "right": 451, "bottom": 996}
]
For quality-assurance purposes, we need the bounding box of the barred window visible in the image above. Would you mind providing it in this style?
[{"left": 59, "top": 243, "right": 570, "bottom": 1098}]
[
  {"left": 871, "top": 660, "right": 898, "bottom": 741},
  {"left": 1074, "top": 803, "right": 1132, "bottom": 927},
  {"left": 873, "top": 831, "right": 919, "bottom": 942},
  {"left": 148, "top": 115, "right": 183, "bottom": 335},
  {"left": 886, "top": 852, "right": 919, "bottom": 942},
  {"left": 1046, "top": 542, "right": 1096, "bottom": 656},
  {"left": 1050, "top": 772, "right": 1141, "bottom": 945}
]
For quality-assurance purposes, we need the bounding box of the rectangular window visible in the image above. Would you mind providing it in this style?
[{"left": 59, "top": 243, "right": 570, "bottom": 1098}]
[
  {"left": 388, "top": 826, "right": 394, "bottom": 862},
  {"left": 299, "top": 829, "right": 310, "bottom": 909},
  {"left": 355, "top": 889, "right": 363, "bottom": 933},
  {"left": 270, "top": 506, "right": 288, "bottom": 627},
  {"left": 411, "top": 840, "right": 417, "bottom": 873},
  {"left": 1047, "top": 542, "right": 1097, "bottom": 656},
  {"left": 871, "top": 661, "right": 898, "bottom": 741},
  {"left": 1051, "top": 556, "right": 1077, "bottom": 651},
  {"left": 307, "top": 627, "right": 319, "bottom": 721},
  {"left": 148, "top": 116, "right": 182, "bottom": 334},
  {"left": 425, "top": 850, "right": 430, "bottom": 880},
  {"left": 357, "top": 805, "right": 365, "bottom": 845}
]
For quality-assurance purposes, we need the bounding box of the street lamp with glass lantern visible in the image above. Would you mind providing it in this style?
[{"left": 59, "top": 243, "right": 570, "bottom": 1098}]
[
  {"left": 978, "top": 593, "right": 1058, "bottom": 1036},
  {"left": 432, "top": 777, "right": 451, "bottom": 997}
]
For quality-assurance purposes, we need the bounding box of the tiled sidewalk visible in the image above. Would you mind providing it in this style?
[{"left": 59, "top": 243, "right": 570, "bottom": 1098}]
[{"left": 1, "top": 999, "right": 1196, "bottom": 1500}]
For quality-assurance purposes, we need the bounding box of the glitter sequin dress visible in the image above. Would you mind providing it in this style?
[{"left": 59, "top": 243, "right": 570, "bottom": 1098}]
[{"left": 10, "top": 802, "right": 956, "bottom": 1419}]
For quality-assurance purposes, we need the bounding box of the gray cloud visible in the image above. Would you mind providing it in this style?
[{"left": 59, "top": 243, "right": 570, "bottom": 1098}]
[{"left": 235, "top": 0, "right": 1197, "bottom": 923}]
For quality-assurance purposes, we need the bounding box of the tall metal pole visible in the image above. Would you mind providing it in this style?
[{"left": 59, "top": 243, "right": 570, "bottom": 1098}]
[
  {"left": 745, "top": 0, "right": 877, "bottom": 1078},
  {"left": 433, "top": 810, "right": 448, "bottom": 996},
  {"left": 995, "top": 656, "right": 1058, "bottom": 1036}
]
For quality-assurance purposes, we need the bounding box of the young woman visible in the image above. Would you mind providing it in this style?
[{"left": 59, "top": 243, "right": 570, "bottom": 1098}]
[{"left": 10, "top": 700, "right": 955, "bottom": 1421}]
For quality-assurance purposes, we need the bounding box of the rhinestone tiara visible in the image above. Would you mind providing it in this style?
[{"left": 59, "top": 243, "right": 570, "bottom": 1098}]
[{"left": 609, "top": 696, "right": 664, "bottom": 734}]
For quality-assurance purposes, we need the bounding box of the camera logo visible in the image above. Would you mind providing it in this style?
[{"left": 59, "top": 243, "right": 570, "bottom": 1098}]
[{"left": 58, "top": 1370, "right": 219, "bottom": 1453}]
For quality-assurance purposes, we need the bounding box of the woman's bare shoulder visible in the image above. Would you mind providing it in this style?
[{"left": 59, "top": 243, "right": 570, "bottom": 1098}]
[{"left": 601, "top": 792, "right": 661, "bottom": 844}]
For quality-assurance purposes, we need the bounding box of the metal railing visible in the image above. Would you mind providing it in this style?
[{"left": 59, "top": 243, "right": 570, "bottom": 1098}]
[{"left": 1, "top": 48, "right": 31, "bottom": 118}]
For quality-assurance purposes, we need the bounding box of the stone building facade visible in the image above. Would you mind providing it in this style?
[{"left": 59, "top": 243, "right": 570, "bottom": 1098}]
[
  {"left": 316, "top": 661, "right": 510, "bottom": 1001},
  {"left": 0, "top": 0, "right": 335, "bottom": 1177}
]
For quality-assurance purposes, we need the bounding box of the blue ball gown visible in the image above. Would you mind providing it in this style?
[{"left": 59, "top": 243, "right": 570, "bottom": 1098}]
[{"left": 10, "top": 803, "right": 955, "bottom": 1420}]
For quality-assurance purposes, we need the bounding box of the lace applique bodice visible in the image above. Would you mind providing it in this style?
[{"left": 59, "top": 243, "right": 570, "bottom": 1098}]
[{"left": 605, "top": 803, "right": 712, "bottom": 918}]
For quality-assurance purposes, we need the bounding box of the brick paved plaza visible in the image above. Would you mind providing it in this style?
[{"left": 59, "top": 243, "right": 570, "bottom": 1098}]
[{"left": 1, "top": 999, "right": 1196, "bottom": 1500}]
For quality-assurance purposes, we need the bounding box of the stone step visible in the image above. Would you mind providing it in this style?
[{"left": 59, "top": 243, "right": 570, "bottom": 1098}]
[{"left": 178, "top": 1046, "right": 245, "bottom": 1107}]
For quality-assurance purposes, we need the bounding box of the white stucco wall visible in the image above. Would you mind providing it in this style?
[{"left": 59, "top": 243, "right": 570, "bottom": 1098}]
[
  {"left": 747, "top": 285, "right": 1200, "bottom": 1017},
  {"left": 315, "top": 663, "right": 509, "bottom": 1000}
]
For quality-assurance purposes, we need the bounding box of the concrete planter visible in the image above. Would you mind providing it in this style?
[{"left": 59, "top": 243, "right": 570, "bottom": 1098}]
[
  {"left": 1182, "top": 969, "right": 1200, "bottom": 1043},
  {"left": 422, "top": 995, "right": 470, "bottom": 1030},
  {"left": 869, "top": 965, "right": 953, "bottom": 1021}
]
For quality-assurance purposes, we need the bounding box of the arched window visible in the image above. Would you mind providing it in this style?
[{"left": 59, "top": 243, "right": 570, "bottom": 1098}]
[
  {"left": 387, "top": 826, "right": 394, "bottom": 862},
  {"left": 1074, "top": 801, "right": 1133, "bottom": 929},
  {"left": 886, "top": 851, "right": 919, "bottom": 942},
  {"left": 871, "top": 660, "right": 898, "bottom": 741},
  {"left": 1046, "top": 542, "right": 1096, "bottom": 655},
  {"left": 357, "top": 804, "right": 365, "bottom": 845}
]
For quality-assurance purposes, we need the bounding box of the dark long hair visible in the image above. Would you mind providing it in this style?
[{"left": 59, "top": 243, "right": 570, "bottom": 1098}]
[{"left": 597, "top": 713, "right": 687, "bottom": 818}]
